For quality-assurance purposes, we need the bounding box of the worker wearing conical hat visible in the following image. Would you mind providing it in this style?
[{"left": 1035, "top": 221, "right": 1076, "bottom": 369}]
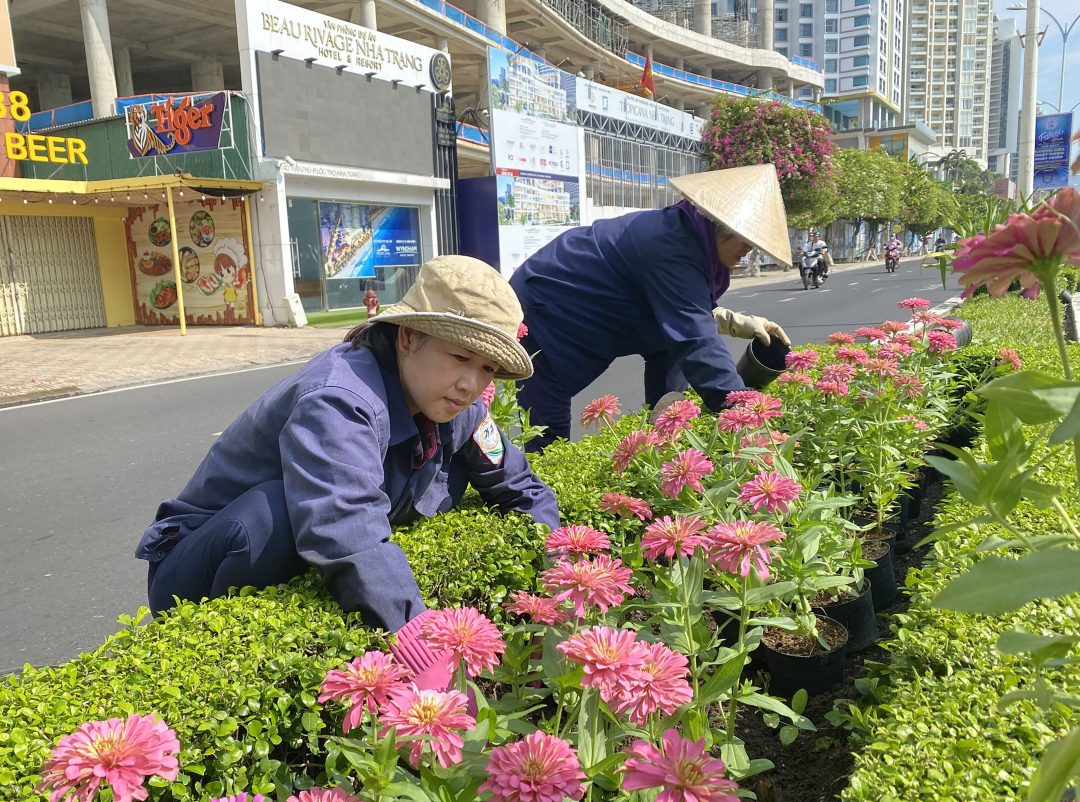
[{"left": 510, "top": 165, "right": 792, "bottom": 451}]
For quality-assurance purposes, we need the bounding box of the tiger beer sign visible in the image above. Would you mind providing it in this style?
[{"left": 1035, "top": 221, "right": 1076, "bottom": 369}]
[{"left": 124, "top": 92, "right": 227, "bottom": 159}]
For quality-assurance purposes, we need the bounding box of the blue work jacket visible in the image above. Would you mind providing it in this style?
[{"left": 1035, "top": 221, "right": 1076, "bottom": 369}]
[
  {"left": 136, "top": 343, "right": 560, "bottom": 632},
  {"left": 510, "top": 205, "right": 747, "bottom": 411}
]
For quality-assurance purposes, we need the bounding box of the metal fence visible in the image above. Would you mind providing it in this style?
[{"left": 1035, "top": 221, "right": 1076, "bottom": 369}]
[{"left": 584, "top": 129, "right": 701, "bottom": 211}]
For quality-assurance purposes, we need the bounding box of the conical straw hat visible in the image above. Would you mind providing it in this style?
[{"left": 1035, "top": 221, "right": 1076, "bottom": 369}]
[{"left": 670, "top": 165, "right": 792, "bottom": 268}]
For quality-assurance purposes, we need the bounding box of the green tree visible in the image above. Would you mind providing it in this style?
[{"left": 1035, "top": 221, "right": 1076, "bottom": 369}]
[
  {"left": 834, "top": 148, "right": 904, "bottom": 248},
  {"left": 897, "top": 155, "right": 947, "bottom": 236},
  {"left": 936, "top": 148, "right": 967, "bottom": 182}
]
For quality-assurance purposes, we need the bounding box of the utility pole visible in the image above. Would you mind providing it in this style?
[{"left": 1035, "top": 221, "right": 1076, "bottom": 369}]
[{"left": 1016, "top": 0, "right": 1041, "bottom": 200}]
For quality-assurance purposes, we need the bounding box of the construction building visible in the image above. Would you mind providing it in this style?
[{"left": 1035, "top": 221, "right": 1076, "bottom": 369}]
[{"left": 987, "top": 15, "right": 1020, "bottom": 179}]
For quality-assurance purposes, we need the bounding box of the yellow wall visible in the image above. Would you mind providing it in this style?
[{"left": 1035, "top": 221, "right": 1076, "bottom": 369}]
[
  {"left": 1, "top": 203, "right": 135, "bottom": 327},
  {"left": 94, "top": 217, "right": 135, "bottom": 326}
]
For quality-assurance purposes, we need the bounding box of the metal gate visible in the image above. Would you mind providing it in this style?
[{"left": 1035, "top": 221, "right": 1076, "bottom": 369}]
[{"left": 0, "top": 215, "right": 107, "bottom": 336}]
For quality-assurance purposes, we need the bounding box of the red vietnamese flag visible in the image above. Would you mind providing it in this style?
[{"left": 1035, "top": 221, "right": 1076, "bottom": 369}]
[{"left": 640, "top": 53, "right": 655, "bottom": 97}]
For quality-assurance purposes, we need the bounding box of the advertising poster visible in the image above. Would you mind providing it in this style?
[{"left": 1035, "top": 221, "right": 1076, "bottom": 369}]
[
  {"left": 320, "top": 203, "right": 421, "bottom": 279},
  {"left": 121, "top": 92, "right": 227, "bottom": 159},
  {"left": 1034, "top": 112, "right": 1074, "bottom": 190},
  {"left": 572, "top": 77, "right": 703, "bottom": 140},
  {"left": 488, "top": 47, "right": 581, "bottom": 276},
  {"left": 125, "top": 198, "right": 254, "bottom": 325}
]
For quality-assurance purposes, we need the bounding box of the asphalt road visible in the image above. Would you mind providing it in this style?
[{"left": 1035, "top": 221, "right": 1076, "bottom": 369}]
[{"left": 0, "top": 256, "right": 957, "bottom": 671}]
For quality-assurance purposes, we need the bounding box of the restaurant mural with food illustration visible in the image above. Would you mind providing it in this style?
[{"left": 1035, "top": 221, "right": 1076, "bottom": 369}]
[{"left": 127, "top": 197, "right": 255, "bottom": 325}]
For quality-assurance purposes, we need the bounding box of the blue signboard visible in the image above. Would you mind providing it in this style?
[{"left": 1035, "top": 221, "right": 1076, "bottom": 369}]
[
  {"left": 1034, "top": 112, "right": 1074, "bottom": 190},
  {"left": 319, "top": 203, "right": 422, "bottom": 280}
]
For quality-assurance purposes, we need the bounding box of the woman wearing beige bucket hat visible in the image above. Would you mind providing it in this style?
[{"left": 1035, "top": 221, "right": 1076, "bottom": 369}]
[
  {"left": 138, "top": 255, "right": 558, "bottom": 692},
  {"left": 510, "top": 164, "right": 793, "bottom": 451}
]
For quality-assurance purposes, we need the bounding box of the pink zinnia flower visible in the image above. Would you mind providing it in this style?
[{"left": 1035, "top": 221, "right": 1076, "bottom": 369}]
[
  {"left": 517, "top": 322, "right": 529, "bottom": 341},
  {"left": 737, "top": 471, "right": 802, "bottom": 514},
  {"left": 937, "top": 318, "right": 965, "bottom": 332},
  {"left": 37, "top": 714, "right": 180, "bottom": 802},
  {"left": 890, "top": 331, "right": 915, "bottom": 346},
  {"left": 836, "top": 346, "right": 869, "bottom": 365},
  {"left": 598, "top": 492, "right": 653, "bottom": 521},
  {"left": 724, "top": 389, "right": 762, "bottom": 407},
  {"left": 880, "top": 320, "right": 907, "bottom": 334},
  {"left": 912, "top": 310, "right": 946, "bottom": 328},
  {"left": 880, "top": 342, "right": 914, "bottom": 359},
  {"left": 821, "top": 362, "right": 856, "bottom": 381},
  {"left": 610, "top": 643, "right": 694, "bottom": 725},
  {"left": 660, "top": 449, "right": 714, "bottom": 498},
  {"left": 545, "top": 525, "right": 611, "bottom": 558},
  {"left": 898, "top": 297, "right": 931, "bottom": 311},
  {"left": 378, "top": 683, "right": 475, "bottom": 769},
  {"left": 482, "top": 382, "right": 496, "bottom": 408},
  {"left": 716, "top": 407, "right": 759, "bottom": 432},
  {"left": 737, "top": 431, "right": 788, "bottom": 467},
  {"left": 827, "top": 331, "right": 855, "bottom": 345},
  {"left": 927, "top": 330, "right": 957, "bottom": 354},
  {"left": 953, "top": 189, "right": 1080, "bottom": 297},
  {"left": 743, "top": 393, "right": 783, "bottom": 426},
  {"left": 319, "top": 651, "right": 412, "bottom": 732},
  {"left": 815, "top": 378, "right": 849, "bottom": 397},
  {"left": 784, "top": 349, "right": 820, "bottom": 370},
  {"left": 864, "top": 356, "right": 899, "bottom": 376},
  {"left": 998, "top": 348, "right": 1022, "bottom": 371},
  {"left": 899, "top": 414, "right": 929, "bottom": 431},
  {"left": 556, "top": 626, "right": 649, "bottom": 698},
  {"left": 420, "top": 607, "right": 506, "bottom": 677},
  {"left": 613, "top": 430, "right": 658, "bottom": 473},
  {"left": 505, "top": 591, "right": 571, "bottom": 627},
  {"left": 706, "top": 520, "right": 785, "bottom": 580},
  {"left": 287, "top": 791, "right": 360, "bottom": 802},
  {"left": 479, "top": 732, "right": 586, "bottom": 802},
  {"left": 619, "top": 730, "right": 739, "bottom": 802},
  {"left": 775, "top": 371, "right": 812, "bottom": 387},
  {"left": 853, "top": 327, "right": 887, "bottom": 342},
  {"left": 581, "top": 395, "right": 621, "bottom": 430},
  {"left": 654, "top": 399, "right": 701, "bottom": 441},
  {"left": 892, "top": 374, "right": 924, "bottom": 398},
  {"left": 213, "top": 795, "right": 268, "bottom": 802},
  {"left": 540, "top": 555, "right": 635, "bottom": 616},
  {"left": 641, "top": 515, "right": 709, "bottom": 561}
]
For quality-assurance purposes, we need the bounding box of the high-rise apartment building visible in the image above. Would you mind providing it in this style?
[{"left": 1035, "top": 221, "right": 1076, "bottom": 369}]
[
  {"left": 777, "top": 0, "right": 905, "bottom": 128},
  {"left": 904, "top": 0, "right": 993, "bottom": 166},
  {"left": 987, "top": 16, "right": 1021, "bottom": 177}
]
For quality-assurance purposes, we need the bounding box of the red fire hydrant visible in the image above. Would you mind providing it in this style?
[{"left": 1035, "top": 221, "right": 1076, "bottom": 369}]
[{"left": 363, "top": 288, "right": 380, "bottom": 318}]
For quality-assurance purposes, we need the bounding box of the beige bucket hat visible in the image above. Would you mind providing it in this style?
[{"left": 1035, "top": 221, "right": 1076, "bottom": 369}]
[
  {"left": 670, "top": 165, "right": 792, "bottom": 268},
  {"left": 375, "top": 255, "right": 533, "bottom": 381}
]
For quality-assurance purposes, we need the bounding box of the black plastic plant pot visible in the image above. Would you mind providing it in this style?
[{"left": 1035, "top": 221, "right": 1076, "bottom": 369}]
[
  {"left": 943, "top": 316, "right": 973, "bottom": 348},
  {"left": 943, "top": 423, "right": 979, "bottom": 449},
  {"left": 812, "top": 583, "right": 877, "bottom": 652},
  {"left": 762, "top": 617, "right": 849, "bottom": 698},
  {"left": 864, "top": 542, "right": 898, "bottom": 609},
  {"left": 736, "top": 338, "right": 791, "bottom": 390},
  {"left": 906, "top": 480, "right": 923, "bottom": 520}
]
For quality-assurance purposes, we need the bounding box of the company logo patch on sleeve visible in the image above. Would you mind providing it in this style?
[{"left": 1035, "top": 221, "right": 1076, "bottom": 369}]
[{"left": 473, "top": 412, "right": 505, "bottom": 465}]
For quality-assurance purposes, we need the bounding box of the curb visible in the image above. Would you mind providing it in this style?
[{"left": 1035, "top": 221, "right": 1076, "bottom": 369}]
[{"left": 0, "top": 351, "right": 324, "bottom": 410}]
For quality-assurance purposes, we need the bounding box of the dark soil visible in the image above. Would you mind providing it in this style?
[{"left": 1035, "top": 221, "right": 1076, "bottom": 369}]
[
  {"left": 812, "top": 588, "right": 860, "bottom": 607},
  {"left": 735, "top": 478, "right": 949, "bottom": 802},
  {"left": 860, "top": 539, "right": 889, "bottom": 561},
  {"left": 762, "top": 617, "right": 848, "bottom": 657}
]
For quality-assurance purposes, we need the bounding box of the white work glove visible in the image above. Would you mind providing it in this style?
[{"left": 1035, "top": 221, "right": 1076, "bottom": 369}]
[{"left": 713, "top": 307, "right": 791, "bottom": 347}]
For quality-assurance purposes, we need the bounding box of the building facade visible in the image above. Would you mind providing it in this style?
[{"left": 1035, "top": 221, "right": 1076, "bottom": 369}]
[
  {"left": 904, "top": 0, "right": 992, "bottom": 166},
  {"left": 987, "top": 15, "right": 1020, "bottom": 178}
]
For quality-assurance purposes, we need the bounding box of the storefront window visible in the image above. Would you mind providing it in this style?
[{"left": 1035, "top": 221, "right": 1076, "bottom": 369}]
[{"left": 286, "top": 198, "right": 423, "bottom": 312}]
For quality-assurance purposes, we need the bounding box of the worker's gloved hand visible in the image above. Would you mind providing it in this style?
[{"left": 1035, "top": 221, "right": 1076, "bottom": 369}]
[
  {"left": 714, "top": 307, "right": 791, "bottom": 347},
  {"left": 389, "top": 610, "right": 478, "bottom": 716}
]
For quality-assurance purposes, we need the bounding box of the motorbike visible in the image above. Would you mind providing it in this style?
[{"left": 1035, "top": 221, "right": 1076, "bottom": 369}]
[
  {"left": 801, "top": 246, "right": 827, "bottom": 290},
  {"left": 885, "top": 244, "right": 900, "bottom": 273}
]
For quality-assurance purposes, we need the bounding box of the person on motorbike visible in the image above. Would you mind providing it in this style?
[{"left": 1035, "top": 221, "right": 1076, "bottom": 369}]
[
  {"left": 885, "top": 234, "right": 902, "bottom": 271},
  {"left": 806, "top": 231, "right": 829, "bottom": 281}
]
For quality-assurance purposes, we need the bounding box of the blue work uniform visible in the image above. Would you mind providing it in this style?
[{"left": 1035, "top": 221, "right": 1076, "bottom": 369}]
[
  {"left": 510, "top": 204, "right": 746, "bottom": 450},
  {"left": 136, "top": 342, "right": 560, "bottom": 633}
]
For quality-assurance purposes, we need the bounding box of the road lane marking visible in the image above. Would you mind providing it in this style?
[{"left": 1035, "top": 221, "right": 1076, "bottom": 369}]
[
  {"left": 778, "top": 297, "right": 794, "bottom": 302},
  {"left": 848, "top": 282, "right": 859, "bottom": 285}
]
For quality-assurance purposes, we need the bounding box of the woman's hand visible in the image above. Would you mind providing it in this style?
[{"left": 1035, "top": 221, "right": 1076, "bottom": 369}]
[{"left": 713, "top": 307, "right": 791, "bottom": 346}]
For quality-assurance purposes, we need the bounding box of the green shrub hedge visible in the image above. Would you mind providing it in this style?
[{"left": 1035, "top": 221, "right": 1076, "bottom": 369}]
[{"left": 839, "top": 294, "right": 1080, "bottom": 802}]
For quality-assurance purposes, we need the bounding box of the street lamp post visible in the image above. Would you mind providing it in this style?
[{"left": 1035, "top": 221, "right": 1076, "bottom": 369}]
[
  {"left": 1008, "top": 4, "right": 1080, "bottom": 120},
  {"left": 1010, "top": 0, "right": 1041, "bottom": 199}
]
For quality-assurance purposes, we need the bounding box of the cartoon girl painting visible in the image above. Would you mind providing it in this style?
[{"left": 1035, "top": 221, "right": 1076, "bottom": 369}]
[{"left": 213, "top": 237, "right": 247, "bottom": 313}]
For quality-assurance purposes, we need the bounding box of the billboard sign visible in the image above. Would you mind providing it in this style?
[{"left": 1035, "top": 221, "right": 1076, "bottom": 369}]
[
  {"left": 573, "top": 78, "right": 703, "bottom": 140},
  {"left": 123, "top": 92, "right": 227, "bottom": 159},
  {"left": 1034, "top": 112, "right": 1074, "bottom": 190},
  {"left": 487, "top": 47, "right": 581, "bottom": 276}
]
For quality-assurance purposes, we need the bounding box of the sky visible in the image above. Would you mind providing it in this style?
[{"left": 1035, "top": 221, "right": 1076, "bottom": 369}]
[{"left": 993, "top": 0, "right": 1080, "bottom": 186}]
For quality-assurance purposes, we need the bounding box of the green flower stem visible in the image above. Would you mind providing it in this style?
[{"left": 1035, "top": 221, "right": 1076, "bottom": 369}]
[
  {"left": 1043, "top": 270, "right": 1080, "bottom": 491},
  {"left": 724, "top": 574, "right": 750, "bottom": 742},
  {"left": 678, "top": 558, "right": 700, "bottom": 691},
  {"left": 1051, "top": 497, "right": 1080, "bottom": 544}
]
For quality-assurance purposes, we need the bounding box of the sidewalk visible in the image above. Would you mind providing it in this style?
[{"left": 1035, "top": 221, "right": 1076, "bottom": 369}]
[{"left": 0, "top": 325, "right": 345, "bottom": 408}]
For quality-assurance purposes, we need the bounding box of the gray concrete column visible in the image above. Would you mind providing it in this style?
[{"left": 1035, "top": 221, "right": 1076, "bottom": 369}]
[
  {"left": 113, "top": 46, "right": 133, "bottom": 98},
  {"left": 813, "top": 87, "right": 822, "bottom": 102},
  {"left": 788, "top": 78, "right": 795, "bottom": 97},
  {"left": 583, "top": 65, "right": 595, "bottom": 80},
  {"left": 694, "top": 0, "right": 711, "bottom": 36},
  {"left": 645, "top": 43, "right": 654, "bottom": 59},
  {"left": 436, "top": 36, "right": 449, "bottom": 53},
  {"left": 191, "top": 61, "right": 225, "bottom": 92},
  {"left": 359, "top": 0, "right": 377, "bottom": 30},
  {"left": 476, "top": 0, "right": 506, "bottom": 34},
  {"left": 674, "top": 98, "right": 685, "bottom": 110},
  {"left": 674, "top": 57, "right": 685, "bottom": 70},
  {"left": 37, "top": 73, "right": 73, "bottom": 110},
  {"left": 695, "top": 103, "right": 710, "bottom": 117},
  {"left": 535, "top": 46, "right": 546, "bottom": 60},
  {"left": 757, "top": 69, "right": 774, "bottom": 91},
  {"left": 758, "top": 0, "right": 774, "bottom": 50},
  {"left": 79, "top": 0, "right": 118, "bottom": 118}
]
